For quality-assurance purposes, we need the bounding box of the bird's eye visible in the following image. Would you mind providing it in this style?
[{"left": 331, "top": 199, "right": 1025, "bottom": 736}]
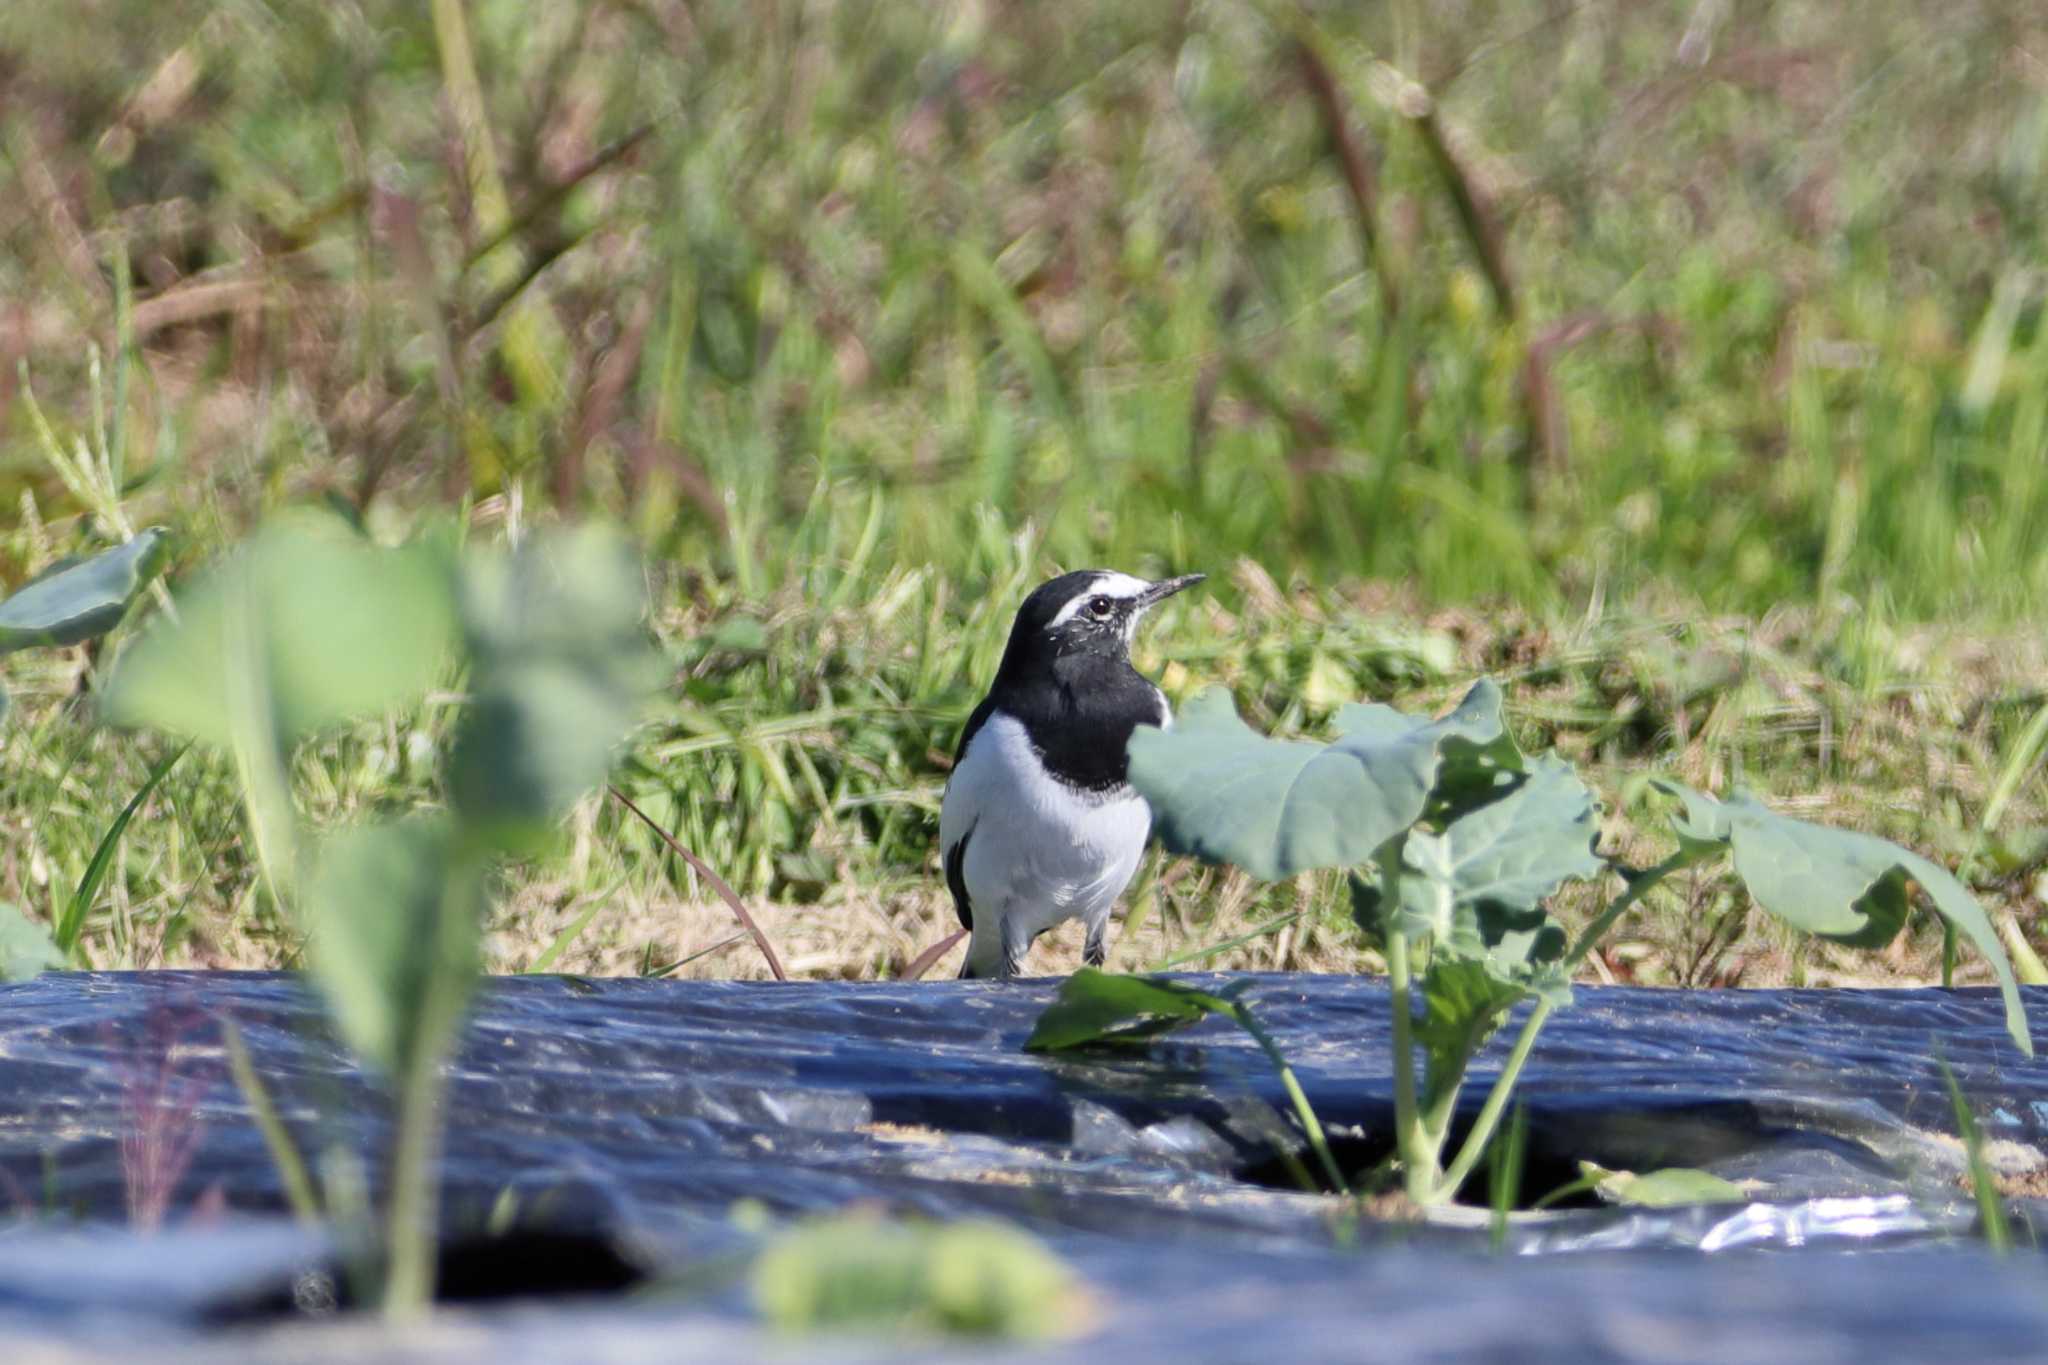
[{"left": 1087, "top": 595, "right": 1114, "bottom": 618}]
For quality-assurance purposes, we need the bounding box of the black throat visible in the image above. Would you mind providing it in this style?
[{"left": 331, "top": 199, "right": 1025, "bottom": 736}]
[{"left": 961, "top": 651, "right": 1164, "bottom": 793}]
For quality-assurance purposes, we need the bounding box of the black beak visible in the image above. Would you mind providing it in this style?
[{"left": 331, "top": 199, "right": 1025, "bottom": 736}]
[{"left": 1137, "top": 573, "right": 1205, "bottom": 609}]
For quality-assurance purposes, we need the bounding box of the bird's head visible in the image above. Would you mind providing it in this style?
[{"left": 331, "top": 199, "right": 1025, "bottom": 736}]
[{"left": 997, "top": 569, "right": 1205, "bottom": 677}]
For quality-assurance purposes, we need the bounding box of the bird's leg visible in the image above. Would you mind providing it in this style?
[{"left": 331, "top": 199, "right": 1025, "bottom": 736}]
[
  {"left": 999, "top": 916, "right": 1032, "bottom": 979},
  {"left": 1082, "top": 918, "right": 1107, "bottom": 968}
]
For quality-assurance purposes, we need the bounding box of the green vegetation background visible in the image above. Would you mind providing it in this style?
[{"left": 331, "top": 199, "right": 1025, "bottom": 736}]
[{"left": 4, "top": 0, "right": 2047, "bottom": 984}]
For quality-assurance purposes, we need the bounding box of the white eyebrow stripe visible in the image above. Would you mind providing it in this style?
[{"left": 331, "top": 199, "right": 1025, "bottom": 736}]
[{"left": 1045, "top": 572, "right": 1151, "bottom": 629}]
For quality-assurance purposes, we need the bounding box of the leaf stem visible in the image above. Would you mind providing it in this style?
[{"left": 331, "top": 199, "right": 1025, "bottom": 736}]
[
  {"left": 380, "top": 856, "right": 478, "bottom": 1319},
  {"left": 222, "top": 569, "right": 299, "bottom": 914},
  {"left": 1437, "top": 996, "right": 1555, "bottom": 1201},
  {"left": 219, "top": 1016, "right": 323, "bottom": 1225},
  {"left": 1565, "top": 852, "right": 1691, "bottom": 970},
  {"left": 382, "top": 1040, "right": 447, "bottom": 1319},
  {"left": 1378, "top": 842, "right": 1430, "bottom": 1201},
  {"left": 1229, "top": 1003, "right": 1349, "bottom": 1197},
  {"left": 1426, "top": 854, "right": 1691, "bottom": 1205}
]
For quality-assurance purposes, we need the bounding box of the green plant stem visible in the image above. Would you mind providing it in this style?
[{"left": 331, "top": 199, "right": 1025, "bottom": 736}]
[
  {"left": 1436, "top": 996, "right": 1556, "bottom": 1203},
  {"left": 382, "top": 1045, "right": 448, "bottom": 1319},
  {"left": 1378, "top": 844, "right": 1430, "bottom": 1201},
  {"left": 1228, "top": 1004, "right": 1349, "bottom": 1197},
  {"left": 220, "top": 1017, "right": 322, "bottom": 1225},
  {"left": 1420, "top": 854, "right": 1695, "bottom": 1204},
  {"left": 1564, "top": 852, "right": 1692, "bottom": 970},
  {"left": 380, "top": 855, "right": 482, "bottom": 1320},
  {"left": 222, "top": 568, "right": 300, "bottom": 913}
]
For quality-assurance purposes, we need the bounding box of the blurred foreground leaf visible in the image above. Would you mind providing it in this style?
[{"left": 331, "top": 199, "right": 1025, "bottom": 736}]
[
  {"left": 448, "top": 527, "right": 663, "bottom": 852},
  {"left": 1129, "top": 680, "right": 1519, "bottom": 880},
  {"left": 753, "top": 1215, "right": 1090, "bottom": 1339},
  {"left": 1655, "top": 780, "right": 2032, "bottom": 1056},
  {"left": 303, "top": 816, "right": 485, "bottom": 1077},
  {"left": 0, "top": 904, "right": 62, "bottom": 982},
  {"left": 0, "top": 527, "right": 170, "bottom": 654},
  {"left": 104, "top": 515, "right": 456, "bottom": 745}
]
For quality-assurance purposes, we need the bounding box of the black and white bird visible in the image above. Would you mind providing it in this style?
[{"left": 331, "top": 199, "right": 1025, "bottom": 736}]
[{"left": 940, "top": 569, "right": 1205, "bottom": 979}]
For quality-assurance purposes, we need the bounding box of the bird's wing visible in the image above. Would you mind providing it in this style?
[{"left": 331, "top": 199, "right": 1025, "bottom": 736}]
[
  {"left": 944, "top": 822, "right": 975, "bottom": 931},
  {"left": 938, "top": 697, "right": 999, "bottom": 932}
]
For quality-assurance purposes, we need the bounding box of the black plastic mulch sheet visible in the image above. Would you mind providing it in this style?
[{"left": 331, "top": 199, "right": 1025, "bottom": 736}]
[{"left": 0, "top": 970, "right": 2045, "bottom": 1361}]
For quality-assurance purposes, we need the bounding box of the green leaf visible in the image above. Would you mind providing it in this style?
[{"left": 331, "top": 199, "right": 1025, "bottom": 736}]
[
  {"left": 0, "top": 904, "right": 63, "bottom": 981},
  {"left": 1387, "top": 768, "right": 1597, "bottom": 1114},
  {"left": 302, "top": 816, "right": 485, "bottom": 1077},
  {"left": 1654, "top": 780, "right": 2033, "bottom": 1057},
  {"left": 1579, "top": 1161, "right": 1750, "bottom": 1208},
  {"left": 752, "top": 1215, "right": 1087, "bottom": 1339},
  {"left": 1435, "top": 756, "right": 1603, "bottom": 921},
  {"left": 1653, "top": 777, "right": 1733, "bottom": 860},
  {"left": 1382, "top": 755, "right": 1603, "bottom": 941},
  {"left": 1414, "top": 957, "right": 1538, "bottom": 1107},
  {"left": 447, "top": 527, "right": 663, "bottom": 853},
  {"left": 0, "top": 528, "right": 170, "bottom": 654},
  {"left": 1024, "top": 967, "right": 1239, "bottom": 1051},
  {"left": 1128, "top": 679, "right": 1521, "bottom": 881},
  {"left": 104, "top": 514, "right": 457, "bottom": 745}
]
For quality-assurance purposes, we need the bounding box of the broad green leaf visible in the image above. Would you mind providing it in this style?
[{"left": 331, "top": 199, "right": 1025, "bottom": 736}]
[
  {"left": 1391, "top": 770, "right": 1595, "bottom": 1112},
  {"left": 1393, "top": 829, "right": 1459, "bottom": 941},
  {"left": 104, "top": 515, "right": 457, "bottom": 746},
  {"left": 1432, "top": 756, "right": 1604, "bottom": 924},
  {"left": 1024, "top": 967, "right": 1239, "bottom": 1051},
  {"left": 1580, "top": 1161, "right": 1750, "bottom": 1208},
  {"left": 303, "top": 816, "right": 485, "bottom": 1077},
  {"left": 1413, "top": 951, "right": 1570, "bottom": 1117},
  {"left": 0, "top": 528, "right": 171, "bottom": 654},
  {"left": 753, "top": 1215, "right": 1087, "bottom": 1339},
  {"left": 1368, "top": 755, "right": 1603, "bottom": 943},
  {"left": 0, "top": 904, "right": 63, "bottom": 981},
  {"left": 1351, "top": 756, "right": 1598, "bottom": 978},
  {"left": 1654, "top": 780, "right": 2033, "bottom": 1056},
  {"left": 1414, "top": 958, "right": 1538, "bottom": 1109},
  {"left": 447, "top": 527, "right": 662, "bottom": 852},
  {"left": 1128, "top": 679, "right": 1520, "bottom": 881}
]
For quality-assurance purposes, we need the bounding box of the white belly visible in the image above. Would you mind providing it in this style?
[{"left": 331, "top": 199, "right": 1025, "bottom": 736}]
[{"left": 940, "top": 713, "right": 1152, "bottom": 974}]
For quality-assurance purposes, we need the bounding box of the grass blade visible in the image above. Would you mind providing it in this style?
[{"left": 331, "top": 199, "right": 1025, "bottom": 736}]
[
  {"left": 57, "top": 743, "right": 187, "bottom": 961},
  {"left": 644, "top": 930, "right": 751, "bottom": 979},
  {"left": 1938, "top": 1056, "right": 2011, "bottom": 1254},
  {"left": 609, "top": 784, "right": 787, "bottom": 981},
  {"left": 1291, "top": 37, "right": 1398, "bottom": 320},
  {"left": 525, "top": 897, "right": 606, "bottom": 975},
  {"left": 1148, "top": 909, "right": 1306, "bottom": 971}
]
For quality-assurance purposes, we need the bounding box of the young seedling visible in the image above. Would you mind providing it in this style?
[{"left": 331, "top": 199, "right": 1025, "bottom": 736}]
[
  {"left": 1030, "top": 678, "right": 2034, "bottom": 1209},
  {"left": 105, "top": 512, "right": 659, "bottom": 1316}
]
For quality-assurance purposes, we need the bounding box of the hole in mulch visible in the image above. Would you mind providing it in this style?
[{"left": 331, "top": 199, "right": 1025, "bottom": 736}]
[
  {"left": 1233, "top": 1129, "right": 1608, "bottom": 1212},
  {"left": 212, "top": 1228, "right": 651, "bottom": 1324}
]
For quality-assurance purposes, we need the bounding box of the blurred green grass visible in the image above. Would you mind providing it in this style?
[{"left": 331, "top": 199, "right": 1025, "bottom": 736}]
[{"left": 4, "top": 0, "right": 2048, "bottom": 981}]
